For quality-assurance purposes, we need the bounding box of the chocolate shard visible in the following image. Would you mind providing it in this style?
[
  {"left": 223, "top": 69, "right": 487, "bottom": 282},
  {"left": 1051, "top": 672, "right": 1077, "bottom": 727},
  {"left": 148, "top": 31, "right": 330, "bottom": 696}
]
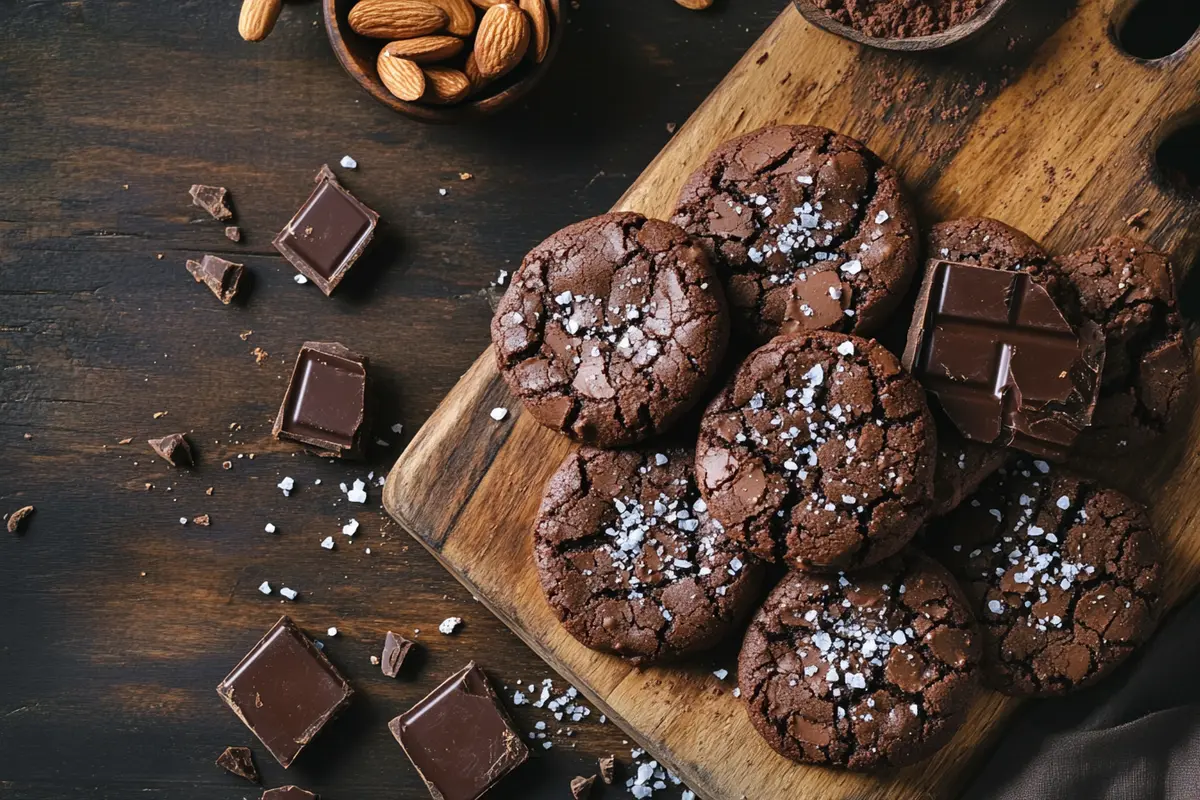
[
  {"left": 388, "top": 662, "right": 529, "bottom": 800},
  {"left": 381, "top": 631, "right": 414, "bottom": 678},
  {"left": 272, "top": 165, "right": 379, "bottom": 296},
  {"left": 225, "top": 225, "right": 242, "bottom": 242},
  {"left": 261, "top": 787, "right": 318, "bottom": 800},
  {"left": 216, "top": 616, "right": 353, "bottom": 769},
  {"left": 571, "top": 774, "right": 597, "bottom": 799},
  {"left": 598, "top": 755, "right": 615, "bottom": 784},
  {"left": 272, "top": 342, "right": 368, "bottom": 459},
  {"left": 190, "top": 184, "right": 233, "bottom": 221},
  {"left": 148, "top": 433, "right": 193, "bottom": 467},
  {"left": 186, "top": 254, "right": 245, "bottom": 304},
  {"left": 215, "top": 746, "right": 259, "bottom": 783},
  {"left": 903, "top": 260, "right": 1105, "bottom": 460}
]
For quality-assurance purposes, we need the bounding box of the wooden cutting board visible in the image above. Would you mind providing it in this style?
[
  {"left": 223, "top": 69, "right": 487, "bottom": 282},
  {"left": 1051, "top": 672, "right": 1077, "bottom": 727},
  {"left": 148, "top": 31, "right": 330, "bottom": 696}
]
[{"left": 384, "top": 3, "right": 1200, "bottom": 798}]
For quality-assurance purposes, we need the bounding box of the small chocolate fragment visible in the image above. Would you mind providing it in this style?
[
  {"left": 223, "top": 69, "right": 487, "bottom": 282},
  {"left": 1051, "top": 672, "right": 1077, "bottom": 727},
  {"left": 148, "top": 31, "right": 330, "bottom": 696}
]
[
  {"left": 7, "top": 505, "right": 34, "bottom": 535},
  {"left": 598, "top": 755, "right": 615, "bottom": 784},
  {"left": 190, "top": 184, "right": 233, "bottom": 221},
  {"left": 903, "top": 260, "right": 1105, "bottom": 460},
  {"left": 148, "top": 433, "right": 193, "bottom": 467},
  {"left": 186, "top": 255, "right": 245, "bottom": 304},
  {"left": 272, "top": 342, "right": 368, "bottom": 459},
  {"left": 215, "top": 746, "right": 259, "bottom": 783},
  {"left": 381, "top": 630, "right": 414, "bottom": 678},
  {"left": 217, "top": 616, "right": 353, "bottom": 768},
  {"left": 570, "top": 774, "right": 597, "bottom": 799},
  {"left": 261, "top": 787, "right": 318, "bottom": 800},
  {"left": 225, "top": 225, "right": 242, "bottom": 242},
  {"left": 273, "top": 165, "right": 379, "bottom": 296},
  {"left": 389, "top": 662, "right": 529, "bottom": 800}
]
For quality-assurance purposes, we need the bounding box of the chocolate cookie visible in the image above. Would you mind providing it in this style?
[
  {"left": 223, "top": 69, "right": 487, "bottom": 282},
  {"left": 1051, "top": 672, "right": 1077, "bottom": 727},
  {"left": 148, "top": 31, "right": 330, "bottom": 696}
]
[
  {"left": 696, "top": 331, "right": 936, "bottom": 570},
  {"left": 1050, "top": 238, "right": 1192, "bottom": 458},
  {"left": 492, "top": 213, "right": 729, "bottom": 447},
  {"left": 534, "top": 447, "right": 764, "bottom": 666},
  {"left": 930, "top": 456, "right": 1163, "bottom": 696},
  {"left": 738, "top": 551, "right": 980, "bottom": 770},
  {"left": 671, "top": 125, "right": 918, "bottom": 343}
]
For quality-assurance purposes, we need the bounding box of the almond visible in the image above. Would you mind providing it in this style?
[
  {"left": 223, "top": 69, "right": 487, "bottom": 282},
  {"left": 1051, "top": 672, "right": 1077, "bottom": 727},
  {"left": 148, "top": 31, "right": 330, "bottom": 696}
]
[
  {"left": 349, "top": 0, "right": 448, "bottom": 39},
  {"left": 473, "top": 3, "right": 530, "bottom": 80},
  {"left": 425, "top": 0, "right": 476, "bottom": 36},
  {"left": 377, "top": 51, "right": 427, "bottom": 101},
  {"left": 518, "top": 0, "right": 550, "bottom": 63},
  {"left": 383, "top": 35, "right": 465, "bottom": 63},
  {"left": 464, "top": 52, "right": 489, "bottom": 92},
  {"left": 424, "top": 67, "right": 472, "bottom": 104},
  {"left": 674, "top": 0, "right": 714, "bottom": 8},
  {"left": 469, "top": 0, "right": 506, "bottom": 7},
  {"left": 238, "top": 0, "right": 283, "bottom": 41}
]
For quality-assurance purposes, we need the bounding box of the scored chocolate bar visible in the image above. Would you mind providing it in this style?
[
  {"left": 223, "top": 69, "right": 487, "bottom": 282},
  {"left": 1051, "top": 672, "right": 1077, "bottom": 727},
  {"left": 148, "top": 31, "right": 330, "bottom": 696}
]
[{"left": 902, "top": 260, "right": 1104, "bottom": 460}]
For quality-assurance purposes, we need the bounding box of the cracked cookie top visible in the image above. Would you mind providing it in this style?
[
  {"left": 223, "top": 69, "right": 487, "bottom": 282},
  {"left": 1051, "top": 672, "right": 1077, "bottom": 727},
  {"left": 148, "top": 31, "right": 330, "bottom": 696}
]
[
  {"left": 737, "top": 551, "right": 980, "bottom": 770},
  {"left": 534, "top": 447, "right": 764, "bottom": 666},
  {"left": 492, "top": 212, "right": 729, "bottom": 447},
  {"left": 696, "top": 331, "right": 935, "bottom": 570},
  {"left": 930, "top": 455, "right": 1163, "bottom": 696},
  {"left": 671, "top": 124, "right": 918, "bottom": 343}
]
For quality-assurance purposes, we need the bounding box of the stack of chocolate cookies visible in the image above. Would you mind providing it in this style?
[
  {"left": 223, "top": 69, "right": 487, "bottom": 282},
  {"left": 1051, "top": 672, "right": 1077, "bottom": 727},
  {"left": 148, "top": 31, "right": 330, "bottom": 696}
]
[{"left": 490, "top": 124, "right": 1185, "bottom": 771}]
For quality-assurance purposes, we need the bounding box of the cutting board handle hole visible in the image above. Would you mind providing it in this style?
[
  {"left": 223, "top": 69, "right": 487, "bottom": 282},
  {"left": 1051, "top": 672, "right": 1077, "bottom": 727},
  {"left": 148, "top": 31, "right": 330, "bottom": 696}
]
[
  {"left": 1154, "top": 113, "right": 1200, "bottom": 200},
  {"left": 1111, "top": 0, "right": 1200, "bottom": 60}
]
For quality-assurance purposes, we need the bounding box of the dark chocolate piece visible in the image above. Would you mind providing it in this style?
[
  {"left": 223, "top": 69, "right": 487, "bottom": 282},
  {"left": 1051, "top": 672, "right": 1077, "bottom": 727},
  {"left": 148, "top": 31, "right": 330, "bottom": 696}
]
[
  {"left": 186, "top": 254, "right": 244, "bottom": 304},
  {"left": 148, "top": 433, "right": 193, "bottom": 467},
  {"left": 225, "top": 225, "right": 242, "bottom": 242},
  {"left": 389, "top": 662, "right": 529, "bottom": 800},
  {"left": 7, "top": 505, "right": 34, "bottom": 535},
  {"left": 272, "top": 342, "right": 368, "bottom": 459},
  {"left": 261, "top": 787, "right": 318, "bottom": 800},
  {"left": 273, "top": 165, "right": 379, "bottom": 296},
  {"left": 903, "top": 260, "right": 1105, "bottom": 460},
  {"left": 381, "top": 630, "right": 414, "bottom": 678},
  {"left": 215, "top": 746, "right": 259, "bottom": 783},
  {"left": 598, "top": 756, "right": 615, "bottom": 784},
  {"left": 217, "top": 616, "right": 353, "bottom": 768},
  {"left": 570, "top": 774, "right": 597, "bottom": 799},
  {"left": 190, "top": 184, "right": 233, "bottom": 221}
]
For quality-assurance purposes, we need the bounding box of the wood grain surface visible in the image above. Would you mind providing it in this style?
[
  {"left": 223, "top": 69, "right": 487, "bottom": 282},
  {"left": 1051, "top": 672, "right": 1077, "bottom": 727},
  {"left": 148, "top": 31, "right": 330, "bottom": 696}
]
[{"left": 384, "top": 2, "right": 1200, "bottom": 799}]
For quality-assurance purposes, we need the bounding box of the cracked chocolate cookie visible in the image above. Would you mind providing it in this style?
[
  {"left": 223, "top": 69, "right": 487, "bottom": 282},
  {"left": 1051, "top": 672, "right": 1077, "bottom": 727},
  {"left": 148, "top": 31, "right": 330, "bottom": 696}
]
[
  {"left": 738, "top": 551, "right": 980, "bottom": 770},
  {"left": 1050, "top": 238, "right": 1192, "bottom": 459},
  {"left": 930, "top": 456, "right": 1163, "bottom": 696},
  {"left": 671, "top": 125, "right": 918, "bottom": 343},
  {"left": 696, "top": 331, "right": 935, "bottom": 570},
  {"left": 534, "top": 447, "right": 764, "bottom": 666},
  {"left": 492, "top": 212, "right": 729, "bottom": 447}
]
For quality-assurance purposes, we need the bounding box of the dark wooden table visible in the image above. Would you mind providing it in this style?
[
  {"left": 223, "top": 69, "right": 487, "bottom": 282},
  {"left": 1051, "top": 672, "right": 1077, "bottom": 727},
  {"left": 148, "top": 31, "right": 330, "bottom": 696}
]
[{"left": 0, "top": 1, "right": 783, "bottom": 798}]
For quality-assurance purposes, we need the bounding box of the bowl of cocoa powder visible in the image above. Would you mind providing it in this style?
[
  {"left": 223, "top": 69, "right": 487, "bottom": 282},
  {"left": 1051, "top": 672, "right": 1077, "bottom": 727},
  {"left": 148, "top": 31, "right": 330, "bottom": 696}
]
[{"left": 793, "top": 0, "right": 1010, "bottom": 50}]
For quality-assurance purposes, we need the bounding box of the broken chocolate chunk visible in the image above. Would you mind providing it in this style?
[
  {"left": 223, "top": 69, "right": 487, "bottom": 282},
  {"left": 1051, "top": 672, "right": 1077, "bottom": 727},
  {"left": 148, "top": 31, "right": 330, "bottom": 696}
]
[
  {"left": 570, "top": 774, "right": 597, "bottom": 799},
  {"left": 148, "top": 433, "right": 194, "bottom": 467},
  {"left": 381, "top": 630, "right": 414, "bottom": 678},
  {"left": 217, "top": 616, "right": 353, "bottom": 768},
  {"left": 273, "top": 165, "right": 379, "bottom": 296},
  {"left": 225, "top": 225, "right": 242, "bottom": 242},
  {"left": 7, "top": 505, "right": 34, "bottom": 535},
  {"left": 598, "top": 755, "right": 615, "bottom": 784},
  {"left": 186, "top": 255, "right": 245, "bottom": 304},
  {"left": 389, "top": 662, "right": 529, "bottom": 800},
  {"left": 215, "top": 746, "right": 259, "bottom": 783},
  {"left": 261, "top": 787, "right": 317, "bottom": 800},
  {"left": 903, "top": 260, "right": 1105, "bottom": 460},
  {"left": 190, "top": 184, "right": 233, "bottom": 221},
  {"left": 272, "top": 342, "right": 368, "bottom": 459}
]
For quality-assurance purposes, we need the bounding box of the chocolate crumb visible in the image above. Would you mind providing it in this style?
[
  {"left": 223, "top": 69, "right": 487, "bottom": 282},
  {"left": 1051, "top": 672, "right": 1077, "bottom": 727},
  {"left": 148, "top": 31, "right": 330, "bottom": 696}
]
[
  {"left": 205, "top": 487, "right": 214, "bottom": 496},
  {"left": 222, "top": 460, "right": 233, "bottom": 470},
  {"left": 215, "top": 746, "right": 259, "bottom": 783},
  {"left": 118, "top": 437, "right": 133, "bottom": 445},
  {"left": 186, "top": 254, "right": 245, "bottom": 304},
  {"left": 252, "top": 347, "right": 269, "bottom": 364},
  {"left": 7, "top": 505, "right": 34, "bottom": 535},
  {"left": 152, "top": 411, "right": 168, "bottom": 419},
  {"left": 190, "top": 184, "right": 233, "bottom": 221},
  {"left": 380, "top": 631, "right": 414, "bottom": 677},
  {"left": 225, "top": 225, "right": 242, "bottom": 242},
  {"left": 240, "top": 330, "right": 254, "bottom": 340},
  {"left": 598, "top": 755, "right": 615, "bottom": 784},
  {"left": 193, "top": 514, "right": 211, "bottom": 527},
  {"left": 1125, "top": 208, "right": 1150, "bottom": 228},
  {"left": 570, "top": 774, "right": 597, "bottom": 799},
  {"left": 22, "top": 433, "right": 32, "bottom": 440},
  {"left": 148, "top": 433, "right": 193, "bottom": 468}
]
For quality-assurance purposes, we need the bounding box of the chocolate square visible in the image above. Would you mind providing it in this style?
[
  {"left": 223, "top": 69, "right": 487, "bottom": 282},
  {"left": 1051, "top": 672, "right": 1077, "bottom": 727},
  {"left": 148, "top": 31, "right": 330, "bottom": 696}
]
[
  {"left": 272, "top": 341, "right": 367, "bottom": 459},
  {"left": 389, "top": 662, "right": 529, "bottom": 800},
  {"left": 273, "top": 165, "right": 378, "bottom": 296},
  {"left": 217, "top": 616, "right": 353, "bottom": 768}
]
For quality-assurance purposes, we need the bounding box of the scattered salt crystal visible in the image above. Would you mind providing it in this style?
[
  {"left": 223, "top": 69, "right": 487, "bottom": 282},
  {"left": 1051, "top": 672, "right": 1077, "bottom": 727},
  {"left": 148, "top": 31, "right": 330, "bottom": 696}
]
[
  {"left": 280, "top": 587, "right": 298, "bottom": 601},
  {"left": 987, "top": 599, "right": 1004, "bottom": 615},
  {"left": 339, "top": 155, "right": 357, "bottom": 169},
  {"left": 655, "top": 453, "right": 669, "bottom": 466},
  {"left": 391, "top": 422, "right": 404, "bottom": 434},
  {"left": 439, "top": 616, "right": 462, "bottom": 635},
  {"left": 1056, "top": 495, "right": 1071, "bottom": 510},
  {"left": 294, "top": 274, "right": 308, "bottom": 285},
  {"left": 321, "top": 536, "right": 335, "bottom": 550},
  {"left": 258, "top": 581, "right": 272, "bottom": 595},
  {"left": 346, "top": 479, "right": 367, "bottom": 504},
  {"left": 874, "top": 210, "right": 890, "bottom": 224},
  {"left": 490, "top": 407, "right": 508, "bottom": 421},
  {"left": 836, "top": 340, "right": 855, "bottom": 356},
  {"left": 438, "top": 188, "right": 447, "bottom": 196},
  {"left": 327, "top": 626, "right": 338, "bottom": 637},
  {"left": 179, "top": 517, "right": 188, "bottom": 525},
  {"left": 713, "top": 669, "right": 728, "bottom": 680},
  {"left": 264, "top": 523, "right": 276, "bottom": 534},
  {"left": 278, "top": 476, "right": 295, "bottom": 496},
  {"left": 342, "top": 518, "right": 360, "bottom": 536}
]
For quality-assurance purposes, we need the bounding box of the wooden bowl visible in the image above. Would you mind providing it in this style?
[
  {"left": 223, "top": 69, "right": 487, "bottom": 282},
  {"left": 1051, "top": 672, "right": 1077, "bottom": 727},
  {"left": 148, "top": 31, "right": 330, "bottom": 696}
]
[
  {"left": 792, "top": 0, "right": 1010, "bottom": 51},
  {"left": 323, "top": 0, "right": 564, "bottom": 123}
]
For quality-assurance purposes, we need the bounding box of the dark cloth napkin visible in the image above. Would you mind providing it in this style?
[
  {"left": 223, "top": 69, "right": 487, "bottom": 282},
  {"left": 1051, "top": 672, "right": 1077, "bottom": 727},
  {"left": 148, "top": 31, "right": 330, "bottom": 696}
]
[{"left": 966, "top": 591, "right": 1200, "bottom": 800}]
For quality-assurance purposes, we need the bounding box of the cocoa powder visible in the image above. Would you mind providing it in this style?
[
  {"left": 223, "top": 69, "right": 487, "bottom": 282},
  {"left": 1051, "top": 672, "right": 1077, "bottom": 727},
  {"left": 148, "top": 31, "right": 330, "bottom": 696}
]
[{"left": 815, "top": 0, "right": 988, "bottom": 39}]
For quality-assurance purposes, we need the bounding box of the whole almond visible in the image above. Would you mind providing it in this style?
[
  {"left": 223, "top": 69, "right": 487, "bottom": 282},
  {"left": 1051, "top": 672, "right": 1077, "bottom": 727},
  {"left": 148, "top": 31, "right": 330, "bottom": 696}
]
[
  {"left": 674, "top": 0, "right": 714, "bottom": 8},
  {"left": 239, "top": 0, "right": 283, "bottom": 41},
  {"left": 383, "top": 35, "right": 465, "bottom": 63},
  {"left": 474, "top": 3, "right": 530, "bottom": 79},
  {"left": 469, "top": 0, "right": 505, "bottom": 7},
  {"left": 424, "top": 67, "right": 472, "bottom": 104},
  {"left": 425, "top": 0, "right": 476, "bottom": 36},
  {"left": 519, "top": 0, "right": 550, "bottom": 63},
  {"left": 377, "top": 52, "right": 427, "bottom": 101},
  {"left": 349, "top": 0, "right": 448, "bottom": 39},
  {"left": 464, "top": 52, "right": 489, "bottom": 92}
]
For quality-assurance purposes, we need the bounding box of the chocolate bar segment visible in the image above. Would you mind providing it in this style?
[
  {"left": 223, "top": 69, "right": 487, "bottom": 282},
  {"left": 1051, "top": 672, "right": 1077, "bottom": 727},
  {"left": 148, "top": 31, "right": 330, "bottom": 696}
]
[
  {"left": 187, "top": 254, "right": 245, "bottom": 304},
  {"left": 217, "top": 616, "right": 353, "bottom": 768},
  {"left": 903, "top": 260, "right": 1104, "bottom": 460},
  {"left": 272, "top": 341, "right": 367, "bottom": 459},
  {"left": 389, "top": 662, "right": 529, "bottom": 800},
  {"left": 273, "top": 165, "right": 378, "bottom": 296}
]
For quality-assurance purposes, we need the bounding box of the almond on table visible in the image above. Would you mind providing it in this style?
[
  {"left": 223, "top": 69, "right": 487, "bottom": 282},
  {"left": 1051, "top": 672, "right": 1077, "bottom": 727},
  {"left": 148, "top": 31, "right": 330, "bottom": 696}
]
[{"left": 238, "top": 0, "right": 283, "bottom": 41}]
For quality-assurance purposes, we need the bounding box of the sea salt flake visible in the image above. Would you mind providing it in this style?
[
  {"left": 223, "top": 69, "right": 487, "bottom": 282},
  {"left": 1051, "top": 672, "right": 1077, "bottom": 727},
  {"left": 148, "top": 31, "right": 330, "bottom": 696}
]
[
  {"left": 346, "top": 479, "right": 368, "bottom": 504},
  {"left": 438, "top": 616, "right": 462, "bottom": 635},
  {"left": 258, "top": 581, "right": 272, "bottom": 595},
  {"left": 490, "top": 407, "right": 508, "bottom": 421},
  {"left": 279, "top": 587, "right": 298, "bottom": 601},
  {"left": 339, "top": 155, "right": 357, "bottom": 169}
]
